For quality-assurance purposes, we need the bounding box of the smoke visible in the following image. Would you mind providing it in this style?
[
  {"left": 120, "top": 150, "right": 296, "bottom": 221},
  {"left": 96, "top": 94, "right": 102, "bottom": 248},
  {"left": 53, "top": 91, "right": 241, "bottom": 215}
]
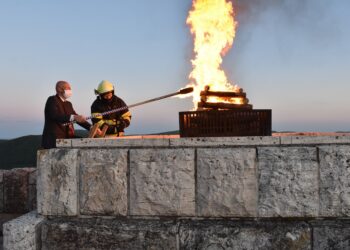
[
  {"left": 228, "top": 0, "right": 338, "bottom": 60},
  {"left": 232, "top": 0, "right": 332, "bottom": 38},
  {"left": 233, "top": 0, "right": 326, "bottom": 23}
]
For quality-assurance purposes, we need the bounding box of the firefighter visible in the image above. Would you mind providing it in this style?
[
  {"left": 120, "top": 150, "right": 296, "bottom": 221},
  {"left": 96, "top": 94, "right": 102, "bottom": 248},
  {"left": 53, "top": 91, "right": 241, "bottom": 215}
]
[{"left": 91, "top": 80, "right": 131, "bottom": 136}]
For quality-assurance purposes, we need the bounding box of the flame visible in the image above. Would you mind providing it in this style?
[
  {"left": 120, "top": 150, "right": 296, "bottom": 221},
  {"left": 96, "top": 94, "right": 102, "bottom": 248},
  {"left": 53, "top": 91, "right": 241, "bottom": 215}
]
[{"left": 187, "top": 0, "right": 241, "bottom": 108}]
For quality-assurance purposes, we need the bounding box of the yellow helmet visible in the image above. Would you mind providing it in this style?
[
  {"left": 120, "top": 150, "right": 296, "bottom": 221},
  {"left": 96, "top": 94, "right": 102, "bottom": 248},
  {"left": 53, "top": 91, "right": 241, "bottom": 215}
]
[{"left": 95, "top": 80, "right": 114, "bottom": 95}]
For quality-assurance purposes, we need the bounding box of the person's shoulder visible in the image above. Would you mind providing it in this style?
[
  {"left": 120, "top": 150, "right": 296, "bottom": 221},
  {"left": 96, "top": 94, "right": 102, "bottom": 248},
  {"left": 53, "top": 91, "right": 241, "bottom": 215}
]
[
  {"left": 114, "top": 95, "right": 125, "bottom": 103},
  {"left": 91, "top": 97, "right": 101, "bottom": 105},
  {"left": 91, "top": 97, "right": 102, "bottom": 109},
  {"left": 46, "top": 95, "right": 59, "bottom": 104}
]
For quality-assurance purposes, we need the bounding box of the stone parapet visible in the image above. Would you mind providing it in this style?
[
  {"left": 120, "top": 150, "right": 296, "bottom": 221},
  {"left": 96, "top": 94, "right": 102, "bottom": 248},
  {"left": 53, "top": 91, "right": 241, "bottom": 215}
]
[
  {"left": 57, "top": 134, "right": 350, "bottom": 148},
  {"left": 37, "top": 136, "right": 350, "bottom": 218}
]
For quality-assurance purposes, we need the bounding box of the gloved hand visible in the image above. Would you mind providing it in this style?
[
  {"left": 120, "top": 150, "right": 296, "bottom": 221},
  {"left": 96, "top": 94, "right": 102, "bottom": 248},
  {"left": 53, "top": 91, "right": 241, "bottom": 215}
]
[{"left": 116, "top": 119, "right": 127, "bottom": 131}]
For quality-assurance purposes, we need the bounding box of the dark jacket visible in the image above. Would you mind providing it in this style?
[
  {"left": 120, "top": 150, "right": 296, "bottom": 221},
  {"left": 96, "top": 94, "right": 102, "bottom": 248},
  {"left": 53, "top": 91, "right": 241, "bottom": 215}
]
[
  {"left": 91, "top": 95, "right": 131, "bottom": 135},
  {"left": 41, "top": 95, "right": 91, "bottom": 149}
]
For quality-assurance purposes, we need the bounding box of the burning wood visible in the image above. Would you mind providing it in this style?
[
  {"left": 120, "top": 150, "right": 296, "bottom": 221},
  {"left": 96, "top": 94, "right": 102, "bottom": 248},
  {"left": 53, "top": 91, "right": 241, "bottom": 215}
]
[
  {"left": 198, "top": 102, "right": 253, "bottom": 110},
  {"left": 200, "top": 87, "right": 246, "bottom": 98},
  {"left": 198, "top": 85, "right": 252, "bottom": 110}
]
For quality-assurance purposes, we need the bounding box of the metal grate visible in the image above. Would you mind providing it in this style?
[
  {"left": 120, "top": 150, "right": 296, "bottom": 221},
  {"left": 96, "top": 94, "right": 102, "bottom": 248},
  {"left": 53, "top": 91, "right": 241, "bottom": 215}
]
[{"left": 179, "top": 109, "right": 272, "bottom": 137}]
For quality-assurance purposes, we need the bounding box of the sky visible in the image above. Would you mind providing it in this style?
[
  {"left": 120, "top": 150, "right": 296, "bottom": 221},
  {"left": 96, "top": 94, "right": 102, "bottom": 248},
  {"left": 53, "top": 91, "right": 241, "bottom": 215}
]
[{"left": 0, "top": 0, "right": 350, "bottom": 139}]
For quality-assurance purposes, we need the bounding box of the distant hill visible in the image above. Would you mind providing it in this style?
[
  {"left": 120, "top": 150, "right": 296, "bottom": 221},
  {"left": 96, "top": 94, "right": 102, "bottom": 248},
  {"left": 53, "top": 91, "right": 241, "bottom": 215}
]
[
  {"left": 153, "top": 130, "right": 179, "bottom": 135},
  {"left": 0, "top": 135, "right": 41, "bottom": 169},
  {"left": 0, "top": 129, "right": 91, "bottom": 169}
]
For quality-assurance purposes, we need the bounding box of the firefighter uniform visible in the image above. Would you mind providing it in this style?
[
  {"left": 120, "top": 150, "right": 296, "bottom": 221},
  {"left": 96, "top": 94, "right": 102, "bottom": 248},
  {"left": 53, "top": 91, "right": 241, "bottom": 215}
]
[{"left": 91, "top": 80, "right": 131, "bottom": 136}]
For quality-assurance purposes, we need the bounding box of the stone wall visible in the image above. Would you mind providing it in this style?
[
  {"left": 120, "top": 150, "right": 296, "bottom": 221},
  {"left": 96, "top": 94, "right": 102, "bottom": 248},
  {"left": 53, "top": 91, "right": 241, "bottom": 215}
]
[
  {"left": 0, "top": 168, "right": 36, "bottom": 214},
  {"left": 6, "top": 135, "right": 350, "bottom": 249},
  {"left": 37, "top": 136, "right": 350, "bottom": 218},
  {"left": 0, "top": 168, "right": 36, "bottom": 249}
]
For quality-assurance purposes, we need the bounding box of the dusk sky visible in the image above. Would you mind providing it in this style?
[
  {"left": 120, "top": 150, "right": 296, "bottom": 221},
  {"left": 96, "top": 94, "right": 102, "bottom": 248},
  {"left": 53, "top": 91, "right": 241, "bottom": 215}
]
[{"left": 0, "top": 0, "right": 349, "bottom": 139}]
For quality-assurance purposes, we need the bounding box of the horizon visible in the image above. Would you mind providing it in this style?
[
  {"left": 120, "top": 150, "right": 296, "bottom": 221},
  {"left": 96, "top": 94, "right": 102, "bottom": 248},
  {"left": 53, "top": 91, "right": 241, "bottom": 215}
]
[{"left": 1, "top": 0, "right": 350, "bottom": 139}]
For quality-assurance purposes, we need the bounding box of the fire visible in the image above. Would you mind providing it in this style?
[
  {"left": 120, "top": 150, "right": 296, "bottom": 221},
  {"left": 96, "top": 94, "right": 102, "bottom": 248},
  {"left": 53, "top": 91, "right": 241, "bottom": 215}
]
[{"left": 187, "top": 0, "right": 242, "bottom": 109}]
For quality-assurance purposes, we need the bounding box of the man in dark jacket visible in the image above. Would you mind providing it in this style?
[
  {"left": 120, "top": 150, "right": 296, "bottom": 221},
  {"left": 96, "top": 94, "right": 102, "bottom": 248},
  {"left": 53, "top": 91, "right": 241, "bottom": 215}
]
[
  {"left": 91, "top": 80, "right": 131, "bottom": 136},
  {"left": 41, "top": 81, "right": 91, "bottom": 149}
]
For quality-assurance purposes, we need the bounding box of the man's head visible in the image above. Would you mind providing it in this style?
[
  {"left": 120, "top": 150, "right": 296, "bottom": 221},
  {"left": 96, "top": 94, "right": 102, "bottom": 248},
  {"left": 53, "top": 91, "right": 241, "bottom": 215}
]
[
  {"left": 56, "top": 81, "right": 72, "bottom": 99},
  {"left": 95, "top": 80, "right": 114, "bottom": 101}
]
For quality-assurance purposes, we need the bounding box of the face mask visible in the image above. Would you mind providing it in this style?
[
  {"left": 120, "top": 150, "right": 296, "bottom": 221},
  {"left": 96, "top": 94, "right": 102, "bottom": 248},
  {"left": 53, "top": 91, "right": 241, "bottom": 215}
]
[{"left": 63, "top": 89, "right": 72, "bottom": 99}]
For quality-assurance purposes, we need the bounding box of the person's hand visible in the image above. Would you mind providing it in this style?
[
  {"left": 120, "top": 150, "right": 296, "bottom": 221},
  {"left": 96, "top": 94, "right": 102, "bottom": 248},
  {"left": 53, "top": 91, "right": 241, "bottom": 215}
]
[{"left": 74, "top": 115, "right": 86, "bottom": 123}]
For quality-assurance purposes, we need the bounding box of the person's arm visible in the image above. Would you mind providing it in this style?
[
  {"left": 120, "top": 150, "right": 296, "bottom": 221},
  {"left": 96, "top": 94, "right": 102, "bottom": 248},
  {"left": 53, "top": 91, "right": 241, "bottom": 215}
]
[
  {"left": 116, "top": 111, "right": 131, "bottom": 130},
  {"left": 70, "top": 104, "right": 91, "bottom": 130},
  {"left": 116, "top": 99, "right": 132, "bottom": 130},
  {"left": 91, "top": 103, "right": 105, "bottom": 128}
]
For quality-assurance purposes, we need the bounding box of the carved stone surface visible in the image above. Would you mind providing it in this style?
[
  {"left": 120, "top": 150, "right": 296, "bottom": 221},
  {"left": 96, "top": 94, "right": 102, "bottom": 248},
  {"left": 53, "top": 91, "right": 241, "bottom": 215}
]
[
  {"left": 313, "top": 220, "right": 350, "bottom": 249},
  {"left": 179, "top": 220, "right": 311, "bottom": 250},
  {"left": 79, "top": 149, "right": 128, "bottom": 216},
  {"left": 37, "top": 149, "right": 79, "bottom": 216},
  {"left": 258, "top": 147, "right": 319, "bottom": 217},
  {"left": 197, "top": 148, "right": 257, "bottom": 217},
  {"left": 41, "top": 218, "right": 177, "bottom": 250},
  {"left": 3, "top": 211, "right": 44, "bottom": 250},
  {"left": 130, "top": 149, "right": 195, "bottom": 216},
  {"left": 319, "top": 146, "right": 350, "bottom": 217},
  {"left": 3, "top": 168, "right": 34, "bottom": 213}
]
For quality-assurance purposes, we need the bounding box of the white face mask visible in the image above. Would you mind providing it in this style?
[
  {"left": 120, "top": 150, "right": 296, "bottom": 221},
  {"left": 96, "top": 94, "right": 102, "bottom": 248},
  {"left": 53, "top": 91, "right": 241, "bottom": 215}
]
[{"left": 63, "top": 89, "right": 72, "bottom": 99}]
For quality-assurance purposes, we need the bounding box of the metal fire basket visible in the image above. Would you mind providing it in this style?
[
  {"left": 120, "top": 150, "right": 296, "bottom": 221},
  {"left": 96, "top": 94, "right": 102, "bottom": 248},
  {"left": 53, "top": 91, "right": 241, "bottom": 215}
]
[{"left": 179, "top": 109, "right": 272, "bottom": 137}]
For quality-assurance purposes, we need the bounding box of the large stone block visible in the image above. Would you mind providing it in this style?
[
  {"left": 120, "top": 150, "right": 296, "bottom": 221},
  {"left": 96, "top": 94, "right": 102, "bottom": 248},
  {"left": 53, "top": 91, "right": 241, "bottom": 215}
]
[
  {"left": 130, "top": 149, "right": 195, "bottom": 216},
  {"left": 41, "top": 218, "right": 177, "bottom": 250},
  {"left": 79, "top": 149, "right": 128, "bottom": 216},
  {"left": 3, "top": 211, "right": 44, "bottom": 250},
  {"left": 179, "top": 220, "right": 311, "bottom": 250},
  {"left": 319, "top": 146, "right": 350, "bottom": 217},
  {"left": 197, "top": 148, "right": 257, "bottom": 217},
  {"left": 37, "top": 149, "right": 79, "bottom": 216},
  {"left": 258, "top": 147, "right": 319, "bottom": 217},
  {"left": 3, "top": 168, "right": 34, "bottom": 213},
  {"left": 312, "top": 220, "right": 350, "bottom": 249}
]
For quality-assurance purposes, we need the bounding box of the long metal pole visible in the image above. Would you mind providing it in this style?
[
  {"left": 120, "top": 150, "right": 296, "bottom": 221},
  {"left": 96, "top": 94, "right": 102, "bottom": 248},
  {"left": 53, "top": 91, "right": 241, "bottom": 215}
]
[{"left": 65, "top": 87, "right": 193, "bottom": 125}]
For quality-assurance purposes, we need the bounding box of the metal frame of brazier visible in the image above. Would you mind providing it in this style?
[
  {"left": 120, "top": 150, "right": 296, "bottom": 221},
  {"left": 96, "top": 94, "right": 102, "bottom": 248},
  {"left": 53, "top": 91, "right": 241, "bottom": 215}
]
[{"left": 179, "top": 109, "right": 272, "bottom": 137}]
